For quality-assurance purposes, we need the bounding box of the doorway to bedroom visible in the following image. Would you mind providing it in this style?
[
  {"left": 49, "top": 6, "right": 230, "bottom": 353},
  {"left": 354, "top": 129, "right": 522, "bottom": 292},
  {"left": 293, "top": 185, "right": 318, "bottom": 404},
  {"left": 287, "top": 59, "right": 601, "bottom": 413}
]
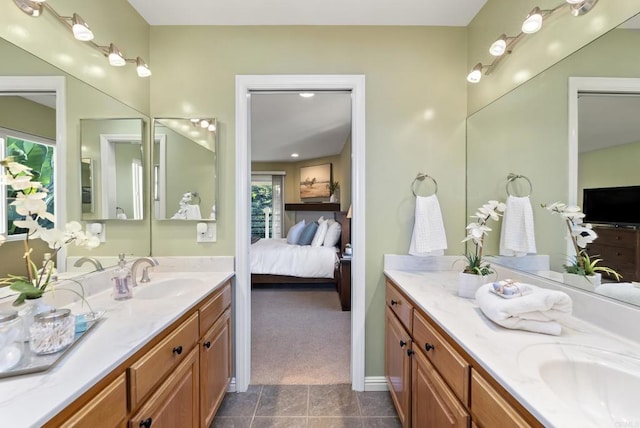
[
  {"left": 249, "top": 90, "right": 352, "bottom": 385},
  {"left": 236, "top": 74, "right": 365, "bottom": 392}
]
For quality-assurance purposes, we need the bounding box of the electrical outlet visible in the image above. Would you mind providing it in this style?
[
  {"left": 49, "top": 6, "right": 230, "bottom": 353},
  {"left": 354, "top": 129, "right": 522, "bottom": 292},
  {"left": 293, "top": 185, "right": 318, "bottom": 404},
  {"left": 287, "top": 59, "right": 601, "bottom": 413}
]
[{"left": 196, "top": 222, "right": 216, "bottom": 243}]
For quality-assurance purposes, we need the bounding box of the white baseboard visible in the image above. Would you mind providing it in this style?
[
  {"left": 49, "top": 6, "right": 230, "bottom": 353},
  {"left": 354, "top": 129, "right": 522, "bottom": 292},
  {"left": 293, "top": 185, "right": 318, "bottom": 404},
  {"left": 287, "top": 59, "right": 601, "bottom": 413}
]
[
  {"left": 227, "top": 377, "right": 386, "bottom": 393},
  {"left": 364, "top": 376, "right": 389, "bottom": 391}
]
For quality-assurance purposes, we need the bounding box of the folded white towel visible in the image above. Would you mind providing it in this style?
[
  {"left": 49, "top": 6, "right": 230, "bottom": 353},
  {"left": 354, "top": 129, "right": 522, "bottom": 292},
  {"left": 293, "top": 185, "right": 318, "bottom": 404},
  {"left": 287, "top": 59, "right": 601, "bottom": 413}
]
[
  {"left": 409, "top": 195, "right": 448, "bottom": 256},
  {"left": 475, "top": 283, "right": 572, "bottom": 336},
  {"left": 595, "top": 283, "right": 640, "bottom": 306},
  {"left": 499, "top": 195, "right": 536, "bottom": 257},
  {"left": 185, "top": 204, "right": 202, "bottom": 220}
]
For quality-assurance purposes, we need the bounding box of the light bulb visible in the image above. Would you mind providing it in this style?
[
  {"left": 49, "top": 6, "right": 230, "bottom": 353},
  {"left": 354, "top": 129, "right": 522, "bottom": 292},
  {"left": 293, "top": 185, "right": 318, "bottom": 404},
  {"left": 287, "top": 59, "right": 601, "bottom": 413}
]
[
  {"left": 208, "top": 123, "right": 216, "bottom": 132},
  {"left": 522, "top": 7, "right": 543, "bottom": 34},
  {"left": 200, "top": 119, "right": 210, "bottom": 128},
  {"left": 135, "top": 57, "right": 152, "bottom": 77},
  {"left": 107, "top": 44, "right": 126, "bottom": 67},
  {"left": 466, "top": 63, "right": 483, "bottom": 83},
  {"left": 71, "top": 14, "right": 93, "bottom": 41},
  {"left": 489, "top": 35, "right": 507, "bottom": 56}
]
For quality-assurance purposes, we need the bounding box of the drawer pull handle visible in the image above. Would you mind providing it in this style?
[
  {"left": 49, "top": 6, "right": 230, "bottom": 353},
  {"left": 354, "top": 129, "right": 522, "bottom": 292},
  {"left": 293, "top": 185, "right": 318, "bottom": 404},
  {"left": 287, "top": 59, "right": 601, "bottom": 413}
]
[
  {"left": 390, "top": 300, "right": 399, "bottom": 306},
  {"left": 425, "top": 343, "right": 435, "bottom": 352},
  {"left": 139, "top": 418, "right": 153, "bottom": 428},
  {"left": 172, "top": 345, "right": 183, "bottom": 355},
  {"left": 407, "top": 349, "right": 415, "bottom": 357},
  {"left": 204, "top": 341, "right": 212, "bottom": 349},
  {"left": 399, "top": 340, "right": 407, "bottom": 348}
]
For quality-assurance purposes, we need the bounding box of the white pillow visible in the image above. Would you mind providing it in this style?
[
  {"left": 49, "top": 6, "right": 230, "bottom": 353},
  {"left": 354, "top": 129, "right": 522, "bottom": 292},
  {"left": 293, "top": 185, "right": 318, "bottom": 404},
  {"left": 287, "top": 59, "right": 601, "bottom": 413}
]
[
  {"left": 286, "top": 220, "right": 306, "bottom": 245},
  {"left": 311, "top": 220, "right": 329, "bottom": 247},
  {"left": 323, "top": 221, "right": 342, "bottom": 247}
]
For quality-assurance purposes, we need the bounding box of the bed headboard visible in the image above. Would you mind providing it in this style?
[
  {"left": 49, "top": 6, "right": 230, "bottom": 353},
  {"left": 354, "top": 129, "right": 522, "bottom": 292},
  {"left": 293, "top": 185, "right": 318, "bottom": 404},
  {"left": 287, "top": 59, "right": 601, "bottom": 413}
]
[{"left": 336, "top": 211, "right": 351, "bottom": 255}]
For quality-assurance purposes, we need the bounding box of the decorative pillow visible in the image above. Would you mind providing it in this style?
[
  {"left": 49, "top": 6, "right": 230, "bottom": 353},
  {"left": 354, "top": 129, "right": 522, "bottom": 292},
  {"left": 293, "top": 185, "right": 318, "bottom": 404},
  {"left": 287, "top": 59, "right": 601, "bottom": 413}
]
[
  {"left": 311, "top": 220, "right": 329, "bottom": 247},
  {"left": 323, "top": 221, "right": 342, "bottom": 247},
  {"left": 298, "top": 221, "right": 319, "bottom": 246},
  {"left": 286, "top": 220, "right": 306, "bottom": 245}
]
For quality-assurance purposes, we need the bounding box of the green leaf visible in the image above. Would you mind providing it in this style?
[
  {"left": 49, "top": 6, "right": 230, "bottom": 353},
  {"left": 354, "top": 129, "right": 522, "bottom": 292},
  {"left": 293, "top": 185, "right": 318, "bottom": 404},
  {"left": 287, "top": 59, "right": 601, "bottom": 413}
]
[{"left": 9, "top": 280, "right": 44, "bottom": 297}]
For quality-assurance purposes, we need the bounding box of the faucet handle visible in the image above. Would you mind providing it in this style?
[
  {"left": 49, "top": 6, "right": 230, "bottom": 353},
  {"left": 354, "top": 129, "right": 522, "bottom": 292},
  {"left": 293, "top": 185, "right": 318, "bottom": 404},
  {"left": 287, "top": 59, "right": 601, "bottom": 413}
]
[{"left": 140, "top": 267, "right": 152, "bottom": 283}]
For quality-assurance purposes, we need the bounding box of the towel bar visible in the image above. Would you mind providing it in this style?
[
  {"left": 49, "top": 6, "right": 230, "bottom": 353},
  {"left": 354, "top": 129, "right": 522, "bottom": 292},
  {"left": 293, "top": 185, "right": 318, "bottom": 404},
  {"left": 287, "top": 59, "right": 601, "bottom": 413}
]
[
  {"left": 506, "top": 173, "right": 532, "bottom": 197},
  {"left": 411, "top": 173, "right": 438, "bottom": 197}
]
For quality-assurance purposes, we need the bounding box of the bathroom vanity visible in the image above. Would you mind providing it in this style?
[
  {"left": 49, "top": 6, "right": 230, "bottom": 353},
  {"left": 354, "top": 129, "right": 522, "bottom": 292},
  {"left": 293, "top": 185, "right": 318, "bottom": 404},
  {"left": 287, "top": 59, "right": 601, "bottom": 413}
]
[
  {"left": 0, "top": 268, "right": 234, "bottom": 428},
  {"left": 384, "top": 256, "right": 640, "bottom": 428}
]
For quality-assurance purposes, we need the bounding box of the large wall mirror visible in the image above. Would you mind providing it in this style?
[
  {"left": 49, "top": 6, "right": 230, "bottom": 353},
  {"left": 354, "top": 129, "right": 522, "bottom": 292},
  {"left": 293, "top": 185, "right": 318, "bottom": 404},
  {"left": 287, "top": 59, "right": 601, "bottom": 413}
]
[
  {"left": 80, "top": 118, "right": 145, "bottom": 221},
  {"left": 466, "top": 14, "right": 640, "bottom": 307},
  {"left": 152, "top": 118, "right": 218, "bottom": 222},
  {"left": 0, "top": 36, "right": 150, "bottom": 275}
]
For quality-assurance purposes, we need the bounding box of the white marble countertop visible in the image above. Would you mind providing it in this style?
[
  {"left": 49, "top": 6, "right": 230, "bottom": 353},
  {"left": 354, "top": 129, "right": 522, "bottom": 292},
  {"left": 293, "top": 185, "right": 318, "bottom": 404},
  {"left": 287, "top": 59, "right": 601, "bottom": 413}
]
[
  {"left": 0, "top": 270, "right": 234, "bottom": 428},
  {"left": 384, "top": 269, "right": 640, "bottom": 428}
]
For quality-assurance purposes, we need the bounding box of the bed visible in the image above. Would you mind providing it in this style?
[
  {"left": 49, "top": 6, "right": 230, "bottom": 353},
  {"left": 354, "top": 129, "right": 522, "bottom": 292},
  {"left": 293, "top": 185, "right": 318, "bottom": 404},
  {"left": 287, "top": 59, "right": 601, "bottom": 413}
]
[{"left": 251, "top": 211, "right": 351, "bottom": 309}]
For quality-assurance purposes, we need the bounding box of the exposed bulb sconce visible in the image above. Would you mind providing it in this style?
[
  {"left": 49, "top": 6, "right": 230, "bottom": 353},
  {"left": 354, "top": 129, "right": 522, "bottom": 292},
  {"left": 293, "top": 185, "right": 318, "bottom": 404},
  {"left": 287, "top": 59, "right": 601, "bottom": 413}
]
[
  {"left": 190, "top": 118, "right": 217, "bottom": 134},
  {"left": 522, "top": 7, "right": 544, "bottom": 34},
  {"left": 13, "top": 0, "right": 150, "bottom": 77},
  {"left": 467, "top": 0, "right": 598, "bottom": 84}
]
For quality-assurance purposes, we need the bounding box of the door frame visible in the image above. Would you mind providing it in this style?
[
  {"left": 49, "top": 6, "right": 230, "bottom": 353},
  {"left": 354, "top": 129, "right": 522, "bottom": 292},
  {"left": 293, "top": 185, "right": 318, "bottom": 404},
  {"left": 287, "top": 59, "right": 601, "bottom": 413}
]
[{"left": 235, "top": 74, "right": 366, "bottom": 391}]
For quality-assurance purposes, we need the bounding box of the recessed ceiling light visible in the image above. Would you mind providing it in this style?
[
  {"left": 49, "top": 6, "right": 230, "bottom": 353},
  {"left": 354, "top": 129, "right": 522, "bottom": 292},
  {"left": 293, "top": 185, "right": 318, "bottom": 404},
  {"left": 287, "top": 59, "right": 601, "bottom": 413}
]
[
  {"left": 299, "top": 93, "right": 315, "bottom": 98},
  {"left": 291, "top": 153, "right": 299, "bottom": 158}
]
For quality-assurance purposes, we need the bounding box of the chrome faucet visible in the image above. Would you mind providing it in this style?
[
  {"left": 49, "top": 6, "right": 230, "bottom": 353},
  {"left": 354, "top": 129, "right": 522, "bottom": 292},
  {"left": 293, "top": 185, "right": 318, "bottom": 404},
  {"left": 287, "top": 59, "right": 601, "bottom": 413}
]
[
  {"left": 131, "top": 257, "right": 159, "bottom": 287},
  {"left": 73, "top": 256, "right": 104, "bottom": 271}
]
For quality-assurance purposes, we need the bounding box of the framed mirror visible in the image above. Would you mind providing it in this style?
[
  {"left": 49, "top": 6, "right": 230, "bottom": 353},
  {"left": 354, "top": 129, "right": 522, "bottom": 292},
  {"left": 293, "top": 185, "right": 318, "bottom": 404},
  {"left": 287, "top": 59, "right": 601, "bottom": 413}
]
[
  {"left": 152, "top": 118, "right": 218, "bottom": 221},
  {"left": 80, "top": 118, "right": 144, "bottom": 221}
]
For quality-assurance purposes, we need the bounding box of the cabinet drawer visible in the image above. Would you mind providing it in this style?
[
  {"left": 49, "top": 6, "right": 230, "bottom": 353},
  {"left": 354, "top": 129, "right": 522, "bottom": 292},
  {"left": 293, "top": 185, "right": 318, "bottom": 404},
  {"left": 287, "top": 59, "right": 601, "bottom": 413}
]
[
  {"left": 592, "top": 227, "right": 638, "bottom": 248},
  {"left": 386, "top": 281, "right": 413, "bottom": 331},
  {"left": 471, "top": 370, "right": 530, "bottom": 428},
  {"left": 199, "top": 281, "right": 232, "bottom": 334},
  {"left": 413, "top": 311, "right": 470, "bottom": 406},
  {"left": 60, "top": 374, "right": 127, "bottom": 428},
  {"left": 589, "top": 244, "right": 636, "bottom": 266},
  {"left": 129, "top": 312, "right": 199, "bottom": 408}
]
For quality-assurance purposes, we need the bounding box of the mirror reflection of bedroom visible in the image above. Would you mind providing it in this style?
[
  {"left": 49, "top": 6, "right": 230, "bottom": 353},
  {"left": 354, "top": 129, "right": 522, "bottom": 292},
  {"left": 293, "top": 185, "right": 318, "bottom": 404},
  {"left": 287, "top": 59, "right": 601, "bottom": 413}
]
[{"left": 250, "top": 91, "right": 353, "bottom": 385}]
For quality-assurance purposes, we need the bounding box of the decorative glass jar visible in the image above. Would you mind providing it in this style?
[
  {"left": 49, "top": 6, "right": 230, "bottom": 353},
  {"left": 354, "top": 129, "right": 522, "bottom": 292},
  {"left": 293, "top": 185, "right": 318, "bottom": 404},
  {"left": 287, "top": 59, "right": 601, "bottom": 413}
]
[
  {"left": 29, "top": 308, "right": 75, "bottom": 355},
  {"left": 0, "top": 310, "right": 23, "bottom": 371}
]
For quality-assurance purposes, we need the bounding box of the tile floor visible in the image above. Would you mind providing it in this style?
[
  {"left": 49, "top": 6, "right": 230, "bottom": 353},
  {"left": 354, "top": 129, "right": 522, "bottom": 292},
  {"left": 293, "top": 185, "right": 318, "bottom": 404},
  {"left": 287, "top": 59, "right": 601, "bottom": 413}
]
[{"left": 212, "top": 384, "right": 401, "bottom": 427}]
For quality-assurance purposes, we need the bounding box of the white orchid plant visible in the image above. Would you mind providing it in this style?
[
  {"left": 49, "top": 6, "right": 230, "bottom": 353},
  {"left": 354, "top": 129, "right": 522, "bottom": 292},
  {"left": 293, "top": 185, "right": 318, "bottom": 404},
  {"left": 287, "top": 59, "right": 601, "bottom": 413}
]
[
  {"left": 0, "top": 157, "right": 100, "bottom": 305},
  {"left": 462, "top": 200, "right": 506, "bottom": 276},
  {"left": 542, "top": 202, "right": 620, "bottom": 280}
]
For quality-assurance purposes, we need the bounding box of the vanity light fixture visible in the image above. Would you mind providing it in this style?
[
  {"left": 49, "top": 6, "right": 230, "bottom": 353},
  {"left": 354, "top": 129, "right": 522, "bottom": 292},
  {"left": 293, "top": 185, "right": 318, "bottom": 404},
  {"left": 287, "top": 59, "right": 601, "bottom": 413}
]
[
  {"left": 191, "top": 118, "right": 217, "bottom": 134},
  {"left": 13, "top": 0, "right": 151, "bottom": 77},
  {"left": 467, "top": 0, "right": 598, "bottom": 84}
]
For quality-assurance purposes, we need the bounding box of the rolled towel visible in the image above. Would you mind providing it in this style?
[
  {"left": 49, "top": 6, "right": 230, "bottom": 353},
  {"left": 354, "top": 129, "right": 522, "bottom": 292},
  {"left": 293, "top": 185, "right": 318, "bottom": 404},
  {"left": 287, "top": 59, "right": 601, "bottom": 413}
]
[
  {"left": 499, "top": 195, "right": 536, "bottom": 257},
  {"left": 475, "top": 283, "right": 572, "bottom": 336},
  {"left": 409, "top": 194, "right": 448, "bottom": 256}
]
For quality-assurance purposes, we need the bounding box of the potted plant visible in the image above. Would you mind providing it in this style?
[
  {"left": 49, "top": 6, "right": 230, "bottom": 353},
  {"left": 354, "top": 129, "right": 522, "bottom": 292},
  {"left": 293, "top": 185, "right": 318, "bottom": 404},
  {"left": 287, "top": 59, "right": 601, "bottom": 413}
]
[
  {"left": 542, "top": 202, "right": 620, "bottom": 290},
  {"left": 327, "top": 181, "right": 340, "bottom": 203},
  {"left": 459, "top": 200, "right": 506, "bottom": 298}
]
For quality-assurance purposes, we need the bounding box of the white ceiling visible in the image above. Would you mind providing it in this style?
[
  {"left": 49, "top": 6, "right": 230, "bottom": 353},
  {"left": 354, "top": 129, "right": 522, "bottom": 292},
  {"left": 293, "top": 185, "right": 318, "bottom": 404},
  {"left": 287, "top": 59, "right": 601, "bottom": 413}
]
[
  {"left": 126, "top": 0, "right": 487, "bottom": 26},
  {"left": 251, "top": 92, "right": 352, "bottom": 162}
]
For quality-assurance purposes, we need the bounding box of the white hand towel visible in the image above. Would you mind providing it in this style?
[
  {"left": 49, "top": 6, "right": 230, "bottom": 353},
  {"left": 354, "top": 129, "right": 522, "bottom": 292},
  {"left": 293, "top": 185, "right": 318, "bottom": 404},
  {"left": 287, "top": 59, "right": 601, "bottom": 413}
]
[
  {"left": 409, "top": 195, "right": 448, "bottom": 256},
  {"left": 475, "top": 283, "right": 572, "bottom": 336},
  {"left": 499, "top": 195, "right": 537, "bottom": 257},
  {"left": 185, "top": 204, "right": 202, "bottom": 220}
]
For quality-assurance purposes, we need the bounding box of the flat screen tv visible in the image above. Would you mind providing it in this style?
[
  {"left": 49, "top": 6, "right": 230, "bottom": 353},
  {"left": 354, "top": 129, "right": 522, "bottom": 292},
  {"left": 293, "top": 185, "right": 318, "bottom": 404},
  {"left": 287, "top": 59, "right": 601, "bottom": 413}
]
[{"left": 583, "top": 185, "right": 640, "bottom": 227}]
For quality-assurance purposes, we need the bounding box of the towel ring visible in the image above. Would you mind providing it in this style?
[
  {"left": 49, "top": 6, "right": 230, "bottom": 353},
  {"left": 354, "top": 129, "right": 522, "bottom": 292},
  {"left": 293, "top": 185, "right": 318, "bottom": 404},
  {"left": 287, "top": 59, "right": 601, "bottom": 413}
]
[
  {"left": 411, "top": 173, "right": 438, "bottom": 197},
  {"left": 506, "top": 173, "right": 532, "bottom": 197}
]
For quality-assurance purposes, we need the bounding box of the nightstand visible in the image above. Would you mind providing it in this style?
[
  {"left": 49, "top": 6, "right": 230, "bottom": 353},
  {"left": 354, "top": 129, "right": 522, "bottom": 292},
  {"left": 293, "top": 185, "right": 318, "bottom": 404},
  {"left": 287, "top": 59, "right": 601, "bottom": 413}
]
[{"left": 339, "top": 257, "right": 352, "bottom": 311}]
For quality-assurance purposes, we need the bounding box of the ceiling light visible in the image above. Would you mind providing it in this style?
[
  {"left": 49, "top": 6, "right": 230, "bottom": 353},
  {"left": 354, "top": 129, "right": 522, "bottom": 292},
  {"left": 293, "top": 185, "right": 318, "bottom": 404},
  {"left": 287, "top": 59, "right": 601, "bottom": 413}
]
[
  {"left": 299, "top": 93, "right": 315, "bottom": 98},
  {"left": 135, "top": 57, "right": 152, "bottom": 77},
  {"left": 489, "top": 34, "right": 508, "bottom": 56},
  {"left": 71, "top": 13, "right": 93, "bottom": 41},
  {"left": 107, "top": 43, "right": 126, "bottom": 67},
  {"left": 522, "top": 7, "right": 544, "bottom": 34},
  {"left": 291, "top": 153, "right": 299, "bottom": 158},
  {"left": 466, "top": 63, "right": 484, "bottom": 83},
  {"left": 13, "top": 0, "right": 43, "bottom": 16},
  {"left": 200, "top": 119, "right": 210, "bottom": 128}
]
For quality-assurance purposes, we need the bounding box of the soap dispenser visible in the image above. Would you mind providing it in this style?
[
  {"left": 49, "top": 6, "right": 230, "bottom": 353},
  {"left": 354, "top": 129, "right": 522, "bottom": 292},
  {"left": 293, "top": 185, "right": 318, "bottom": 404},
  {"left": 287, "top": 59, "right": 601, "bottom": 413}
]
[{"left": 112, "top": 253, "right": 132, "bottom": 300}]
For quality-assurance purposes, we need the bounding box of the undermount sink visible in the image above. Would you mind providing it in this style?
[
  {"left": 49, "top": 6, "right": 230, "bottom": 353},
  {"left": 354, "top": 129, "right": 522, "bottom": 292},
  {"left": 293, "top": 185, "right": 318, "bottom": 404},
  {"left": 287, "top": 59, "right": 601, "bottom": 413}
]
[
  {"left": 134, "top": 276, "right": 206, "bottom": 300},
  {"left": 518, "top": 343, "right": 640, "bottom": 427}
]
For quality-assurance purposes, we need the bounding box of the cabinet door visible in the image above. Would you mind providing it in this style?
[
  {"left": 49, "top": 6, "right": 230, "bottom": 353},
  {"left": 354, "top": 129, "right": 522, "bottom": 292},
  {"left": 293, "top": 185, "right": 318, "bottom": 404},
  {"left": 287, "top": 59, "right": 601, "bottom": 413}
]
[
  {"left": 130, "top": 347, "right": 199, "bottom": 428},
  {"left": 385, "top": 306, "right": 412, "bottom": 428},
  {"left": 200, "top": 308, "right": 232, "bottom": 428},
  {"left": 413, "top": 347, "right": 469, "bottom": 428},
  {"left": 60, "top": 373, "right": 127, "bottom": 428},
  {"left": 471, "top": 370, "right": 530, "bottom": 428}
]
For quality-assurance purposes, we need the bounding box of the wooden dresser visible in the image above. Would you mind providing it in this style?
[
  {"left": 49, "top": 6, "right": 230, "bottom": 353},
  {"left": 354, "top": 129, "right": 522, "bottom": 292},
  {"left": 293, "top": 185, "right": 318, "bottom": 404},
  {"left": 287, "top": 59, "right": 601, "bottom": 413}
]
[{"left": 588, "top": 226, "right": 640, "bottom": 282}]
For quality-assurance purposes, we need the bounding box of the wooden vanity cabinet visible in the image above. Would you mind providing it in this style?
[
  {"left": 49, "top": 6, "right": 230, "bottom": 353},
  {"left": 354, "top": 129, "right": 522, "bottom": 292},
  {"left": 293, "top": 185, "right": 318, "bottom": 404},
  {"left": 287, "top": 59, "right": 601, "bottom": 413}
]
[
  {"left": 385, "top": 278, "right": 540, "bottom": 428},
  {"left": 48, "top": 279, "right": 233, "bottom": 428}
]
